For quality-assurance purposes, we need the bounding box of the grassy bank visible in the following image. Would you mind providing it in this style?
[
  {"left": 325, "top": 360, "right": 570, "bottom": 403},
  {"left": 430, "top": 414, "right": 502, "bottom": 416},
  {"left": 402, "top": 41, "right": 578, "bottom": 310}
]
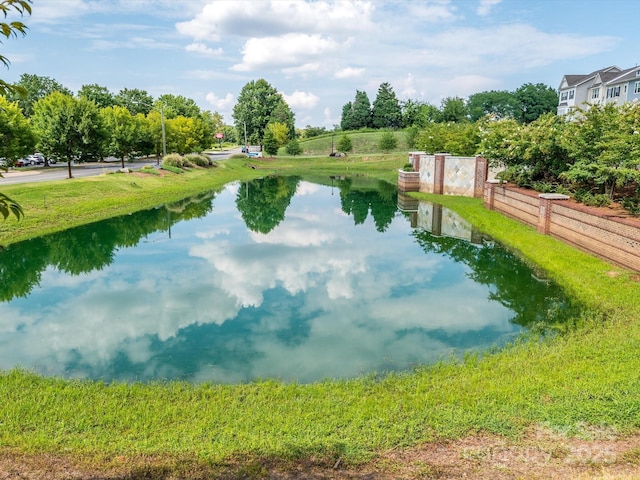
[
  {"left": 1, "top": 154, "right": 640, "bottom": 476},
  {"left": 0, "top": 154, "right": 405, "bottom": 246}
]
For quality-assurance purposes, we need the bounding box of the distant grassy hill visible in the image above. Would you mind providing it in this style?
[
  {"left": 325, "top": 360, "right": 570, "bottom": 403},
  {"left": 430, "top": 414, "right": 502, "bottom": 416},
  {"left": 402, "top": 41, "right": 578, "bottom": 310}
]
[{"left": 279, "top": 129, "right": 411, "bottom": 157}]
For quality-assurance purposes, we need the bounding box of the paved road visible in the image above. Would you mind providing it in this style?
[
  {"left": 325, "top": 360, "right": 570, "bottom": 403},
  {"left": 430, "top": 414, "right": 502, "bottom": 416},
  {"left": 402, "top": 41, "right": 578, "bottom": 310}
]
[{"left": 0, "top": 149, "right": 241, "bottom": 185}]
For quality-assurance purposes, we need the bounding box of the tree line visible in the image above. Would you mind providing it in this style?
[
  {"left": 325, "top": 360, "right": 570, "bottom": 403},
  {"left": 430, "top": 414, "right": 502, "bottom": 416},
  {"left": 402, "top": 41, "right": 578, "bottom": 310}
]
[
  {"left": 339, "top": 81, "right": 558, "bottom": 132},
  {"left": 0, "top": 73, "right": 225, "bottom": 177}
]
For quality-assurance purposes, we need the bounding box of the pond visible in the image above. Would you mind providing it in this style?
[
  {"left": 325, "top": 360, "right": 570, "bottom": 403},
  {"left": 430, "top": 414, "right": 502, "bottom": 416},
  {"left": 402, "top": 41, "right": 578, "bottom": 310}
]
[{"left": 0, "top": 176, "right": 572, "bottom": 383}]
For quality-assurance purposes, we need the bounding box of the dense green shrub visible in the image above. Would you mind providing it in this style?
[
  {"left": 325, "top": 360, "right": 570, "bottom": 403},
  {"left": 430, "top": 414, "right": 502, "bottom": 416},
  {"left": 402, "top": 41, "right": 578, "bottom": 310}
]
[
  {"left": 573, "top": 189, "right": 611, "bottom": 207},
  {"left": 337, "top": 134, "right": 353, "bottom": 153},
  {"left": 621, "top": 196, "right": 640, "bottom": 216},
  {"left": 378, "top": 131, "right": 398, "bottom": 152},
  {"left": 184, "top": 153, "right": 212, "bottom": 167},
  {"left": 162, "top": 154, "right": 185, "bottom": 168},
  {"left": 338, "top": 133, "right": 353, "bottom": 153},
  {"left": 285, "top": 139, "right": 302, "bottom": 157}
]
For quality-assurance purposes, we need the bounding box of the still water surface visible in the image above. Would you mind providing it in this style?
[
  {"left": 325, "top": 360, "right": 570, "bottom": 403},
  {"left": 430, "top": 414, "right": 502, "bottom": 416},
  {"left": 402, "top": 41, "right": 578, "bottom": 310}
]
[{"left": 0, "top": 176, "right": 570, "bottom": 383}]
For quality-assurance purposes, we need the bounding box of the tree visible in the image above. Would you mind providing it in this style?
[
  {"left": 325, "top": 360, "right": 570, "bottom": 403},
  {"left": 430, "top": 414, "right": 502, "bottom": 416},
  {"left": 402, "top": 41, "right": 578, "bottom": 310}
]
[
  {"left": 100, "top": 105, "right": 137, "bottom": 167},
  {"left": 155, "top": 94, "right": 200, "bottom": 119},
  {"left": 417, "top": 122, "right": 480, "bottom": 156},
  {"left": 401, "top": 100, "right": 439, "bottom": 128},
  {"left": 198, "top": 110, "right": 223, "bottom": 152},
  {"left": 477, "top": 117, "right": 522, "bottom": 168},
  {"left": 478, "top": 113, "right": 570, "bottom": 185},
  {"left": 232, "top": 79, "right": 294, "bottom": 146},
  {"left": 269, "top": 101, "right": 295, "bottom": 140},
  {"left": 438, "top": 96, "right": 468, "bottom": 123},
  {"left": 351, "top": 90, "right": 372, "bottom": 129},
  {"left": 340, "top": 101, "right": 355, "bottom": 130},
  {"left": 115, "top": 88, "right": 154, "bottom": 116},
  {"left": 337, "top": 134, "right": 352, "bottom": 153},
  {"left": 561, "top": 103, "right": 640, "bottom": 199},
  {"left": 5, "top": 73, "right": 72, "bottom": 117},
  {"left": 0, "top": 192, "right": 23, "bottom": 220},
  {"left": 0, "top": 96, "right": 35, "bottom": 164},
  {"left": 371, "top": 82, "right": 402, "bottom": 129},
  {"left": 78, "top": 84, "right": 115, "bottom": 109},
  {"left": 1, "top": 0, "right": 32, "bottom": 220},
  {"left": 168, "top": 116, "right": 201, "bottom": 154},
  {"left": 285, "top": 138, "right": 302, "bottom": 157},
  {"left": 466, "top": 90, "right": 518, "bottom": 122},
  {"left": 378, "top": 131, "right": 397, "bottom": 152},
  {"left": 514, "top": 83, "right": 558, "bottom": 124},
  {"left": 0, "top": 0, "right": 31, "bottom": 97},
  {"left": 304, "top": 125, "right": 327, "bottom": 138},
  {"left": 133, "top": 113, "right": 155, "bottom": 158},
  {"left": 262, "top": 128, "right": 279, "bottom": 156},
  {"left": 31, "top": 92, "right": 104, "bottom": 178},
  {"left": 266, "top": 121, "right": 289, "bottom": 147}
]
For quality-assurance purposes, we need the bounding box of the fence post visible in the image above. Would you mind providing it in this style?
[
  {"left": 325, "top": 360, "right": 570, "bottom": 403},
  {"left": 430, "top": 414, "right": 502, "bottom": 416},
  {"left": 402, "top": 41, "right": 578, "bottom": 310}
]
[
  {"left": 434, "top": 154, "right": 446, "bottom": 195},
  {"left": 474, "top": 157, "right": 488, "bottom": 198}
]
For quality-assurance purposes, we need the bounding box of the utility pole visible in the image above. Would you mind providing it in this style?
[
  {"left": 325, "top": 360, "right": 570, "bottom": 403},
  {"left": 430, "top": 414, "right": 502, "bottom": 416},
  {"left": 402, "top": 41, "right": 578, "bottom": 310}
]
[
  {"left": 243, "top": 121, "right": 247, "bottom": 148},
  {"left": 161, "top": 105, "right": 167, "bottom": 158}
]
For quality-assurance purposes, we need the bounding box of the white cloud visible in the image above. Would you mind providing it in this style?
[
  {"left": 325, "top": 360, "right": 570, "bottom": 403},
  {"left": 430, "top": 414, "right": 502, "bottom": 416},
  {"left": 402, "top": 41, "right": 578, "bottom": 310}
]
[
  {"left": 281, "top": 90, "right": 319, "bottom": 109},
  {"left": 477, "top": 0, "right": 502, "bottom": 16},
  {"left": 283, "top": 63, "right": 320, "bottom": 76},
  {"left": 185, "top": 42, "right": 223, "bottom": 57},
  {"left": 231, "top": 33, "right": 341, "bottom": 72},
  {"left": 31, "top": 0, "right": 207, "bottom": 23},
  {"left": 176, "top": 0, "right": 375, "bottom": 42},
  {"left": 89, "top": 36, "right": 175, "bottom": 51},
  {"left": 335, "top": 67, "right": 365, "bottom": 79},
  {"left": 406, "top": 1, "right": 459, "bottom": 22},
  {"left": 205, "top": 92, "right": 235, "bottom": 111}
]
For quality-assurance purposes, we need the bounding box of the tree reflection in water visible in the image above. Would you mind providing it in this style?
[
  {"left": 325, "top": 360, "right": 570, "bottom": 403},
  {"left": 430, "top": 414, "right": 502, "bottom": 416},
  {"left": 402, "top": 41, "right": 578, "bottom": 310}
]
[{"left": 0, "top": 191, "right": 216, "bottom": 302}]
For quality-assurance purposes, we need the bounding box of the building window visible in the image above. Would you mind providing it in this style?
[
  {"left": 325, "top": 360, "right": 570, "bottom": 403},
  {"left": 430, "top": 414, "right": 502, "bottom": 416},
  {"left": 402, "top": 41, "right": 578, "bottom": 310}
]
[
  {"left": 635, "top": 82, "right": 640, "bottom": 94},
  {"left": 560, "top": 91, "right": 568, "bottom": 101},
  {"left": 591, "top": 88, "right": 600, "bottom": 99},
  {"left": 569, "top": 90, "right": 575, "bottom": 100},
  {"left": 608, "top": 86, "right": 621, "bottom": 98}
]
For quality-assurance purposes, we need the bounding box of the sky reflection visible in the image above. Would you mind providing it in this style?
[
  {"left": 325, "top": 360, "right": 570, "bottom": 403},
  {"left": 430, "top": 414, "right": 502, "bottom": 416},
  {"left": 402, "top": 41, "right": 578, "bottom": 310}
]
[{"left": 0, "top": 179, "right": 565, "bottom": 383}]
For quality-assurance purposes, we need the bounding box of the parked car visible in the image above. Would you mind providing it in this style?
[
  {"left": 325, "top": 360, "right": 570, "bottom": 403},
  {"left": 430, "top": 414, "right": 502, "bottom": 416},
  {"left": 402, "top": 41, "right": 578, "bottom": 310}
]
[
  {"left": 25, "top": 153, "right": 44, "bottom": 165},
  {"left": 15, "top": 158, "right": 30, "bottom": 167}
]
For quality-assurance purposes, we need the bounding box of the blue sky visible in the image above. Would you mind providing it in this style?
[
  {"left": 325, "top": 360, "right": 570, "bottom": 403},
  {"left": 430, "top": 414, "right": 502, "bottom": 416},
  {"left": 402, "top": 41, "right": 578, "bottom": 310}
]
[{"left": 2, "top": 0, "right": 638, "bottom": 128}]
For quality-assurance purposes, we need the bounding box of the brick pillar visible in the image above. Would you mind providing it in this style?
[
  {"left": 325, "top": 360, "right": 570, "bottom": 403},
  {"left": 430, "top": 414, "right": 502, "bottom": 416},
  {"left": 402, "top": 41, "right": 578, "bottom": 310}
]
[
  {"left": 538, "top": 197, "right": 552, "bottom": 234},
  {"left": 484, "top": 180, "right": 499, "bottom": 210},
  {"left": 412, "top": 153, "right": 421, "bottom": 172},
  {"left": 537, "top": 193, "right": 570, "bottom": 234},
  {"left": 474, "top": 157, "right": 488, "bottom": 198},
  {"left": 433, "top": 154, "right": 445, "bottom": 195}
]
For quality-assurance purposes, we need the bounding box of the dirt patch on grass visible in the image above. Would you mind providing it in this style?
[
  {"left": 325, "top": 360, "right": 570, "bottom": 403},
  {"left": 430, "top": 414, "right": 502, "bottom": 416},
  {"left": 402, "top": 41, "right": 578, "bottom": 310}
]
[{"left": 3, "top": 430, "right": 640, "bottom": 479}]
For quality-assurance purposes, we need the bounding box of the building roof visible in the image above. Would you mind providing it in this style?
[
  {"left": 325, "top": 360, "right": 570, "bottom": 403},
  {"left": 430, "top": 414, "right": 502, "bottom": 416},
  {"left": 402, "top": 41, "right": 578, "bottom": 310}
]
[
  {"left": 606, "top": 66, "right": 640, "bottom": 85},
  {"left": 559, "top": 66, "right": 621, "bottom": 89}
]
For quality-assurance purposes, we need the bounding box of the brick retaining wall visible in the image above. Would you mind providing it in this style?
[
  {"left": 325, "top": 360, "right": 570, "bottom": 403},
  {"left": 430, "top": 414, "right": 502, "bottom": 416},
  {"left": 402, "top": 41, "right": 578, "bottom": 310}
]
[{"left": 485, "top": 182, "right": 640, "bottom": 273}]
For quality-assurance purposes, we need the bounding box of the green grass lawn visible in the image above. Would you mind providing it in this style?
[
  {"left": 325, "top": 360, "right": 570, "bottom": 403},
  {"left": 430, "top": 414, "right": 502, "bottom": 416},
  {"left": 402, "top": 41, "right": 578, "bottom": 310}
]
[
  {"left": 1, "top": 153, "right": 639, "bottom": 476},
  {"left": 279, "top": 129, "right": 411, "bottom": 157}
]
